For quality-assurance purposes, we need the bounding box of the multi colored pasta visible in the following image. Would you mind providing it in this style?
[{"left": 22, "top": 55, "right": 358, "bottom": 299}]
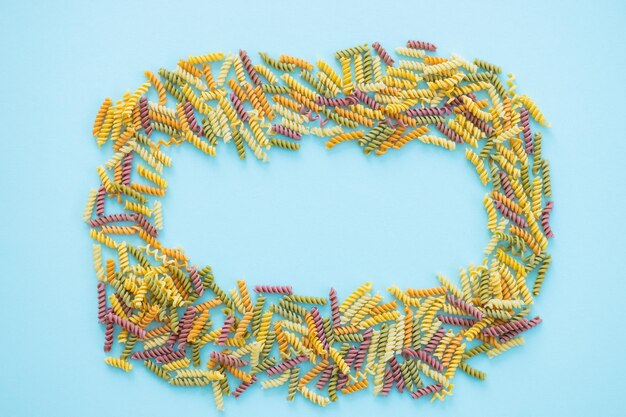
[{"left": 88, "top": 40, "right": 553, "bottom": 410}]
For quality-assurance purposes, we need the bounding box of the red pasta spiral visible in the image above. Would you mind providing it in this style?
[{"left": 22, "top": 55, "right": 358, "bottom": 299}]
[
  {"left": 446, "top": 95, "right": 465, "bottom": 108},
  {"left": 483, "top": 318, "right": 530, "bottom": 337},
  {"left": 499, "top": 171, "right": 515, "bottom": 199},
  {"left": 239, "top": 49, "right": 263, "bottom": 87},
  {"left": 233, "top": 375, "right": 257, "bottom": 398},
  {"left": 135, "top": 213, "right": 158, "bottom": 237},
  {"left": 113, "top": 293, "right": 133, "bottom": 317},
  {"left": 187, "top": 266, "right": 204, "bottom": 296},
  {"left": 389, "top": 356, "right": 405, "bottom": 393},
  {"left": 315, "top": 365, "right": 333, "bottom": 389},
  {"left": 121, "top": 151, "right": 134, "bottom": 186},
  {"left": 424, "top": 328, "right": 446, "bottom": 354},
  {"left": 271, "top": 124, "right": 301, "bottom": 140},
  {"left": 266, "top": 354, "right": 308, "bottom": 376},
  {"left": 353, "top": 327, "right": 373, "bottom": 370},
  {"left": 499, "top": 316, "right": 542, "bottom": 343},
  {"left": 345, "top": 346, "right": 359, "bottom": 364},
  {"left": 336, "top": 370, "right": 349, "bottom": 390},
  {"left": 446, "top": 294, "right": 484, "bottom": 319},
  {"left": 97, "top": 282, "right": 107, "bottom": 323},
  {"left": 521, "top": 107, "right": 534, "bottom": 154},
  {"left": 406, "top": 40, "right": 437, "bottom": 51},
  {"left": 372, "top": 41, "right": 394, "bottom": 66},
  {"left": 310, "top": 307, "right": 329, "bottom": 349},
  {"left": 541, "top": 201, "right": 554, "bottom": 238},
  {"left": 183, "top": 102, "right": 203, "bottom": 136},
  {"left": 336, "top": 350, "right": 357, "bottom": 390},
  {"left": 463, "top": 111, "right": 495, "bottom": 136},
  {"left": 210, "top": 351, "right": 248, "bottom": 368},
  {"left": 380, "top": 367, "right": 394, "bottom": 396},
  {"left": 494, "top": 200, "right": 529, "bottom": 228},
  {"left": 329, "top": 287, "right": 341, "bottom": 327},
  {"left": 406, "top": 106, "right": 451, "bottom": 117},
  {"left": 402, "top": 348, "right": 444, "bottom": 372},
  {"left": 353, "top": 90, "right": 382, "bottom": 110},
  {"left": 216, "top": 315, "right": 234, "bottom": 346},
  {"left": 139, "top": 96, "right": 153, "bottom": 136},
  {"left": 95, "top": 185, "right": 106, "bottom": 217},
  {"left": 104, "top": 315, "right": 114, "bottom": 352},
  {"left": 166, "top": 332, "right": 179, "bottom": 348},
  {"left": 448, "top": 93, "right": 477, "bottom": 110},
  {"left": 436, "top": 122, "right": 464, "bottom": 143},
  {"left": 253, "top": 285, "right": 293, "bottom": 295},
  {"left": 437, "top": 314, "right": 477, "bottom": 328},
  {"left": 155, "top": 348, "right": 187, "bottom": 364},
  {"left": 177, "top": 306, "right": 197, "bottom": 349},
  {"left": 316, "top": 95, "right": 356, "bottom": 107},
  {"left": 106, "top": 312, "right": 147, "bottom": 339},
  {"left": 229, "top": 92, "right": 249, "bottom": 122},
  {"left": 131, "top": 345, "right": 174, "bottom": 360},
  {"left": 89, "top": 213, "right": 137, "bottom": 228},
  {"left": 411, "top": 383, "right": 443, "bottom": 399}
]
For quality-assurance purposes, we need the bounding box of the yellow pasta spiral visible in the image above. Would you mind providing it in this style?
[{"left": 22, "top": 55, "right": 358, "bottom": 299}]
[
  {"left": 299, "top": 386, "right": 330, "bottom": 407},
  {"left": 339, "top": 56, "right": 354, "bottom": 95},
  {"left": 184, "top": 130, "right": 216, "bottom": 156},
  {"left": 104, "top": 357, "right": 132, "bottom": 372},
  {"left": 279, "top": 54, "right": 313, "bottom": 71},
  {"left": 418, "top": 134, "right": 456, "bottom": 150},
  {"left": 341, "top": 378, "right": 369, "bottom": 394},
  {"left": 325, "top": 130, "right": 364, "bottom": 150},
  {"left": 334, "top": 106, "right": 375, "bottom": 127},
  {"left": 517, "top": 94, "right": 549, "bottom": 126},
  {"left": 187, "top": 52, "right": 225, "bottom": 65},
  {"left": 465, "top": 148, "right": 490, "bottom": 185}
]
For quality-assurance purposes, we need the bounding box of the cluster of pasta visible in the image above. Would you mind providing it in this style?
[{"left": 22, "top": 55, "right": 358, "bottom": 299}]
[{"left": 87, "top": 39, "right": 553, "bottom": 410}]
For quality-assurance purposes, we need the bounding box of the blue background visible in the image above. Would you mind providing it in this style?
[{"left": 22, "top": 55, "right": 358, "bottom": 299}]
[{"left": 1, "top": 0, "right": 625, "bottom": 416}]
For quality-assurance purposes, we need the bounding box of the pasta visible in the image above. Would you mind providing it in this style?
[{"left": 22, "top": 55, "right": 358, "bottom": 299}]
[{"left": 88, "top": 40, "right": 552, "bottom": 410}]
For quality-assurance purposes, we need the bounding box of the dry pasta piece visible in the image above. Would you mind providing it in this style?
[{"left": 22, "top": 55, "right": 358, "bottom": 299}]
[
  {"left": 104, "top": 357, "right": 132, "bottom": 372},
  {"left": 279, "top": 54, "right": 313, "bottom": 71}
]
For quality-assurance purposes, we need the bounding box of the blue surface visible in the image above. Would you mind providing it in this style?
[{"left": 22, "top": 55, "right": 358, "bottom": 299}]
[{"left": 1, "top": 1, "right": 625, "bottom": 416}]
